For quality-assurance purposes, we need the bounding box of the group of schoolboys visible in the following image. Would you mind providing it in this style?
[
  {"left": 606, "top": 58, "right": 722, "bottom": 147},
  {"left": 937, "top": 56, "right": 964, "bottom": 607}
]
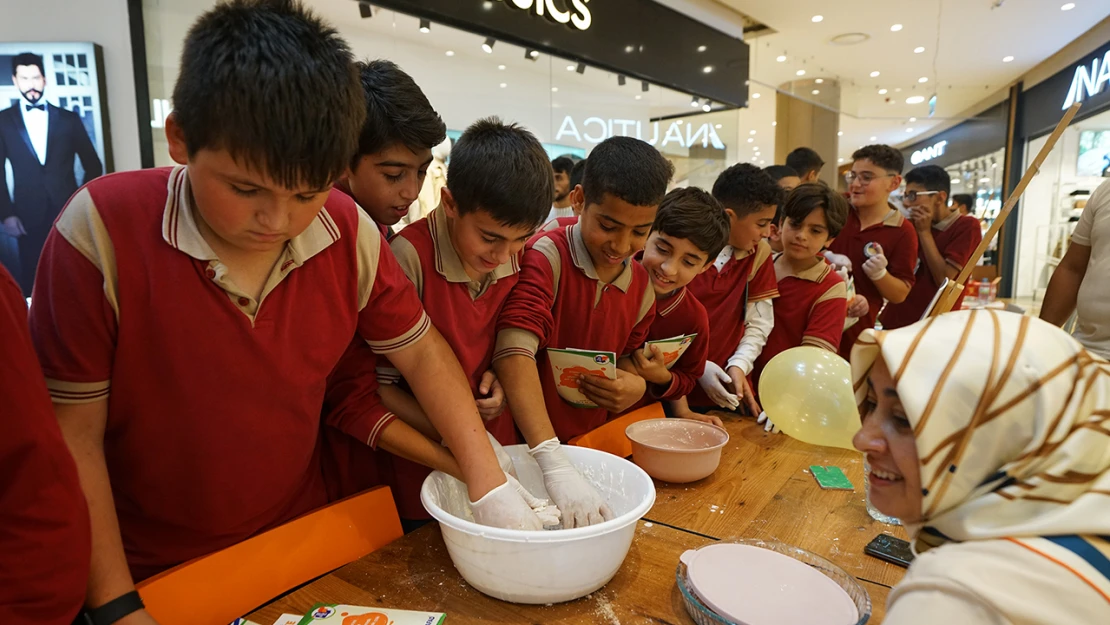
[{"left": 0, "top": 2, "right": 984, "bottom": 624}]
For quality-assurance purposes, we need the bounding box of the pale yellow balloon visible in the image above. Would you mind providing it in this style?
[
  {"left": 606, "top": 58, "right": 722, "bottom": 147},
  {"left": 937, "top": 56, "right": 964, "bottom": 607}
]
[{"left": 758, "top": 346, "right": 859, "bottom": 450}]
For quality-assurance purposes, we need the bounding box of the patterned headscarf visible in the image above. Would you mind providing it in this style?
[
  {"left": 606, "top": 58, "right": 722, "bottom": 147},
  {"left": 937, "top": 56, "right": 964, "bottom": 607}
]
[{"left": 850, "top": 310, "right": 1110, "bottom": 552}]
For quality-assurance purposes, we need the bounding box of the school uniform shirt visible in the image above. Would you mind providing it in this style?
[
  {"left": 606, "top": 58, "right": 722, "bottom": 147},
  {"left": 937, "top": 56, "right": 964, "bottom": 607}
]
[
  {"left": 879, "top": 212, "right": 982, "bottom": 330},
  {"left": 829, "top": 207, "right": 917, "bottom": 359},
  {"left": 642, "top": 286, "right": 711, "bottom": 401},
  {"left": 378, "top": 206, "right": 523, "bottom": 519},
  {"left": 29, "top": 165, "right": 430, "bottom": 581},
  {"left": 685, "top": 239, "right": 778, "bottom": 408},
  {"left": 0, "top": 265, "right": 90, "bottom": 625},
  {"left": 494, "top": 221, "right": 656, "bottom": 442},
  {"left": 751, "top": 255, "right": 848, "bottom": 394}
]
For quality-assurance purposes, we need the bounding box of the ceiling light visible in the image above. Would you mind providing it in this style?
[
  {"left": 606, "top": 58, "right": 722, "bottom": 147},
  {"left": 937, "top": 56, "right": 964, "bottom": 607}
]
[
  {"left": 951, "top": 178, "right": 961, "bottom": 184},
  {"left": 906, "top": 95, "right": 925, "bottom": 104},
  {"left": 624, "top": 45, "right": 634, "bottom": 53},
  {"left": 702, "top": 102, "right": 712, "bottom": 112},
  {"left": 566, "top": 64, "right": 575, "bottom": 71},
  {"left": 816, "top": 78, "right": 824, "bottom": 84},
  {"left": 1003, "top": 56, "right": 1014, "bottom": 63},
  {"left": 526, "top": 48, "right": 539, "bottom": 60},
  {"left": 635, "top": 94, "right": 642, "bottom": 100},
  {"left": 878, "top": 88, "right": 888, "bottom": 95},
  {"left": 500, "top": 83, "right": 507, "bottom": 88},
  {"left": 445, "top": 50, "right": 455, "bottom": 57},
  {"left": 642, "top": 81, "right": 649, "bottom": 92},
  {"left": 772, "top": 121, "right": 777, "bottom": 126},
  {"left": 498, "top": 64, "right": 506, "bottom": 70},
  {"left": 796, "top": 69, "right": 806, "bottom": 76},
  {"left": 914, "top": 46, "right": 925, "bottom": 54},
  {"left": 909, "top": 117, "right": 917, "bottom": 122},
  {"left": 919, "top": 77, "right": 929, "bottom": 83},
  {"left": 907, "top": 127, "right": 915, "bottom": 132},
  {"left": 703, "top": 65, "right": 714, "bottom": 74},
  {"left": 358, "top": 1, "right": 372, "bottom": 18},
  {"left": 777, "top": 55, "right": 787, "bottom": 62},
  {"left": 870, "top": 136, "right": 877, "bottom": 141},
  {"left": 618, "top": 75, "right": 626, "bottom": 86},
  {"left": 576, "top": 62, "right": 586, "bottom": 74},
  {"left": 838, "top": 158, "right": 845, "bottom": 163},
  {"left": 812, "top": 15, "right": 824, "bottom": 22},
  {"left": 715, "top": 124, "right": 722, "bottom": 129},
  {"left": 551, "top": 87, "right": 558, "bottom": 92},
  {"left": 812, "top": 89, "right": 820, "bottom": 95},
  {"left": 890, "top": 24, "right": 903, "bottom": 32},
  {"left": 482, "top": 37, "right": 496, "bottom": 53},
  {"left": 760, "top": 160, "right": 766, "bottom": 165},
  {"left": 751, "top": 157, "right": 758, "bottom": 162},
  {"left": 482, "top": 0, "right": 493, "bottom": 9},
  {"left": 697, "top": 45, "right": 707, "bottom": 52},
  {"left": 419, "top": 19, "right": 430, "bottom": 33},
  {"left": 691, "top": 96, "right": 700, "bottom": 108},
  {"left": 870, "top": 71, "right": 880, "bottom": 78},
  {"left": 750, "top": 130, "right": 757, "bottom": 135},
  {"left": 1061, "top": 3, "right": 1076, "bottom": 10},
  {"left": 752, "top": 92, "right": 761, "bottom": 99},
  {"left": 747, "top": 138, "right": 754, "bottom": 143},
  {"left": 838, "top": 131, "right": 844, "bottom": 136}
]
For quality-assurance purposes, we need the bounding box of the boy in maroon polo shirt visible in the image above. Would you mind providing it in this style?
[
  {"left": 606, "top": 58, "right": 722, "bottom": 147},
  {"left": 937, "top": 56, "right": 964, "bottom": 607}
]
[
  {"left": 0, "top": 265, "right": 90, "bottom": 625},
  {"left": 375, "top": 118, "right": 554, "bottom": 523},
  {"left": 830, "top": 145, "right": 918, "bottom": 358},
  {"left": 29, "top": 1, "right": 545, "bottom": 619},
  {"left": 628, "top": 187, "right": 730, "bottom": 427},
  {"left": 880, "top": 165, "right": 983, "bottom": 329},
  {"left": 494, "top": 137, "right": 673, "bottom": 527},
  {"left": 683, "top": 164, "right": 784, "bottom": 417},
  {"left": 752, "top": 184, "right": 850, "bottom": 426}
]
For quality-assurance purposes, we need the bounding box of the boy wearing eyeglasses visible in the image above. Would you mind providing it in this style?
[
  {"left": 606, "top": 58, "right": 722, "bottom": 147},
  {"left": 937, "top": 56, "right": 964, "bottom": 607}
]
[
  {"left": 829, "top": 145, "right": 918, "bottom": 358},
  {"left": 879, "top": 165, "right": 983, "bottom": 329}
]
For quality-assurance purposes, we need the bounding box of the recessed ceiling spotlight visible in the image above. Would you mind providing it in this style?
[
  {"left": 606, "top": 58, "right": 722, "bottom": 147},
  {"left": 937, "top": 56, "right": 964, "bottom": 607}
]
[
  {"left": 526, "top": 49, "right": 539, "bottom": 60},
  {"left": 914, "top": 46, "right": 925, "bottom": 54},
  {"left": 703, "top": 65, "right": 714, "bottom": 74},
  {"left": 838, "top": 158, "right": 845, "bottom": 163},
  {"left": 890, "top": 24, "right": 903, "bottom": 32},
  {"left": 772, "top": 121, "right": 777, "bottom": 126},
  {"left": 752, "top": 92, "right": 761, "bottom": 99},
  {"left": 566, "top": 64, "right": 576, "bottom": 71},
  {"left": 1061, "top": 3, "right": 1076, "bottom": 10},
  {"left": 419, "top": 19, "right": 430, "bottom": 33},
  {"left": 482, "top": 37, "right": 496, "bottom": 53},
  {"left": 796, "top": 69, "right": 806, "bottom": 76},
  {"left": 747, "top": 138, "right": 754, "bottom": 143},
  {"left": 838, "top": 131, "right": 844, "bottom": 136},
  {"left": 750, "top": 130, "right": 757, "bottom": 135},
  {"left": 715, "top": 124, "right": 722, "bottom": 129},
  {"left": 919, "top": 77, "right": 929, "bottom": 83},
  {"left": 551, "top": 87, "right": 558, "bottom": 92},
  {"left": 909, "top": 117, "right": 917, "bottom": 122},
  {"left": 635, "top": 94, "right": 642, "bottom": 100},
  {"left": 870, "top": 136, "right": 877, "bottom": 141},
  {"left": 445, "top": 50, "right": 455, "bottom": 57},
  {"left": 906, "top": 95, "right": 925, "bottom": 104},
  {"left": 500, "top": 83, "right": 507, "bottom": 88},
  {"left": 1003, "top": 55, "right": 1014, "bottom": 63},
  {"left": 816, "top": 78, "right": 824, "bottom": 84},
  {"left": 498, "top": 64, "right": 506, "bottom": 70},
  {"left": 907, "top": 127, "right": 914, "bottom": 132},
  {"left": 870, "top": 71, "right": 880, "bottom": 78},
  {"left": 625, "top": 45, "right": 635, "bottom": 53},
  {"left": 812, "top": 15, "right": 824, "bottom": 22},
  {"left": 878, "top": 88, "right": 888, "bottom": 95},
  {"left": 812, "top": 89, "right": 820, "bottom": 95},
  {"left": 697, "top": 45, "right": 707, "bottom": 52},
  {"left": 777, "top": 55, "right": 787, "bottom": 62},
  {"left": 760, "top": 160, "right": 766, "bottom": 165}
]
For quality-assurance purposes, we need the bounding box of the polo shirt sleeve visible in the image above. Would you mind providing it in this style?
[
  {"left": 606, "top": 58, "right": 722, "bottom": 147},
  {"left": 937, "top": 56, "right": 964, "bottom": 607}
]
[
  {"left": 941, "top": 218, "right": 983, "bottom": 271},
  {"left": 802, "top": 278, "right": 848, "bottom": 354},
  {"left": 1072, "top": 181, "right": 1108, "bottom": 246},
  {"left": 0, "top": 267, "right": 91, "bottom": 625},
  {"left": 493, "top": 238, "right": 560, "bottom": 361},
  {"left": 29, "top": 189, "right": 119, "bottom": 404},
  {"left": 354, "top": 210, "right": 431, "bottom": 354},
  {"left": 323, "top": 339, "right": 397, "bottom": 450},
  {"left": 654, "top": 299, "right": 710, "bottom": 402},
  {"left": 888, "top": 224, "right": 920, "bottom": 288},
  {"left": 748, "top": 241, "right": 780, "bottom": 302},
  {"left": 621, "top": 284, "right": 656, "bottom": 357}
]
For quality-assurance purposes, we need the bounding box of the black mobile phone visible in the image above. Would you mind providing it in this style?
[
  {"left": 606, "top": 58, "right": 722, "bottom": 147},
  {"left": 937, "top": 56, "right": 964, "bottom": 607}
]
[{"left": 864, "top": 533, "right": 915, "bottom": 568}]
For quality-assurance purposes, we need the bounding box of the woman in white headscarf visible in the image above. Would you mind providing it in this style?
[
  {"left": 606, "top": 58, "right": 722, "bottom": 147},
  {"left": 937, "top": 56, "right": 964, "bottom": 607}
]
[{"left": 852, "top": 309, "right": 1110, "bottom": 624}]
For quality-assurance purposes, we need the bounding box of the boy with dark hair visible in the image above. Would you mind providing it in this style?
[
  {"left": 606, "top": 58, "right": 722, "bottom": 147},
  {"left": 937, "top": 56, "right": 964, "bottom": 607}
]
[
  {"left": 829, "top": 144, "right": 918, "bottom": 358},
  {"left": 569, "top": 157, "right": 587, "bottom": 193},
  {"left": 374, "top": 117, "right": 555, "bottom": 522},
  {"left": 786, "top": 147, "right": 825, "bottom": 183},
  {"left": 951, "top": 193, "right": 974, "bottom": 217},
  {"left": 752, "top": 184, "right": 850, "bottom": 411},
  {"left": 629, "top": 187, "right": 730, "bottom": 426},
  {"left": 495, "top": 136, "right": 673, "bottom": 527},
  {"left": 547, "top": 155, "right": 576, "bottom": 223},
  {"left": 340, "top": 59, "right": 447, "bottom": 236},
  {"left": 683, "top": 163, "right": 783, "bottom": 416},
  {"left": 880, "top": 165, "right": 982, "bottom": 329},
  {"left": 764, "top": 164, "right": 801, "bottom": 253},
  {"left": 29, "top": 1, "right": 543, "bottom": 616}
]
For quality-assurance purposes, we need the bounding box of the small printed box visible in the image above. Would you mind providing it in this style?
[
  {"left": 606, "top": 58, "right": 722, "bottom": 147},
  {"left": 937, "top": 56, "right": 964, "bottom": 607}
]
[{"left": 298, "top": 604, "right": 446, "bottom": 625}]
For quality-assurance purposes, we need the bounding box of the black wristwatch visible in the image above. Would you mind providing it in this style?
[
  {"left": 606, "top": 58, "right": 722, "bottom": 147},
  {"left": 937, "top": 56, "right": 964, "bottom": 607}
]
[{"left": 74, "top": 591, "right": 145, "bottom": 625}]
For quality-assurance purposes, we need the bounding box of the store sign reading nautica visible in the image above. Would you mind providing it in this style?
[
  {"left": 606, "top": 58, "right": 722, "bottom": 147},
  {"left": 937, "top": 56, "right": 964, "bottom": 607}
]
[
  {"left": 1062, "top": 49, "right": 1110, "bottom": 110},
  {"left": 556, "top": 116, "right": 726, "bottom": 149},
  {"left": 498, "top": 0, "right": 592, "bottom": 31}
]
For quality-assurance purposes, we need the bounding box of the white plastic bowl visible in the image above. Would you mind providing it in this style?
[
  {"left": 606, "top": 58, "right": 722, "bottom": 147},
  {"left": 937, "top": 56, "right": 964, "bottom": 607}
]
[{"left": 421, "top": 444, "right": 656, "bottom": 604}]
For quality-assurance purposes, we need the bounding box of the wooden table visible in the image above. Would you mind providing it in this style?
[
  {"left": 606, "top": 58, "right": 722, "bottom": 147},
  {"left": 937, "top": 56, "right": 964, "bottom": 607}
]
[{"left": 249, "top": 416, "right": 906, "bottom": 625}]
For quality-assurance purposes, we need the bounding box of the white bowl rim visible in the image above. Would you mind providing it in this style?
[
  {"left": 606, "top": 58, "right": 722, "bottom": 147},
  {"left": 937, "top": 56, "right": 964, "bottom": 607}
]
[
  {"left": 625, "top": 418, "right": 730, "bottom": 454},
  {"left": 421, "top": 445, "right": 657, "bottom": 543}
]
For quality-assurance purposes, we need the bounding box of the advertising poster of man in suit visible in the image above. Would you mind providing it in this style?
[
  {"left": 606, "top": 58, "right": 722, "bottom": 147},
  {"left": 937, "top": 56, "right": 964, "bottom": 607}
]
[{"left": 0, "top": 44, "right": 110, "bottom": 296}]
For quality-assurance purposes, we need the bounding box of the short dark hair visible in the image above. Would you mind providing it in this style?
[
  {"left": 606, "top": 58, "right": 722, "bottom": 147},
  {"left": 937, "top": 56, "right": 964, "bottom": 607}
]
[
  {"left": 172, "top": 0, "right": 364, "bottom": 190},
  {"left": 569, "top": 158, "right": 586, "bottom": 190},
  {"left": 852, "top": 144, "right": 904, "bottom": 174},
  {"left": 904, "top": 164, "right": 951, "bottom": 197},
  {"left": 352, "top": 60, "right": 446, "bottom": 167},
  {"left": 651, "top": 187, "right": 731, "bottom": 261},
  {"left": 951, "top": 193, "right": 974, "bottom": 209},
  {"left": 712, "top": 163, "right": 784, "bottom": 217},
  {"left": 11, "top": 53, "right": 44, "bottom": 77},
  {"left": 781, "top": 182, "right": 850, "bottom": 238},
  {"left": 785, "top": 147, "right": 824, "bottom": 178},
  {"left": 582, "top": 137, "right": 674, "bottom": 207},
  {"left": 447, "top": 117, "right": 553, "bottom": 229},
  {"left": 764, "top": 164, "right": 800, "bottom": 183},
  {"left": 552, "top": 156, "right": 575, "bottom": 176}
]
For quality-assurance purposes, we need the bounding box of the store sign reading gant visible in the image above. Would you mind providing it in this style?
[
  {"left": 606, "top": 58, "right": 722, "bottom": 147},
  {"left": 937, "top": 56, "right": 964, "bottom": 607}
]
[
  {"left": 1062, "top": 49, "right": 1110, "bottom": 109},
  {"left": 499, "top": 0, "right": 592, "bottom": 31},
  {"left": 556, "top": 115, "right": 726, "bottom": 149}
]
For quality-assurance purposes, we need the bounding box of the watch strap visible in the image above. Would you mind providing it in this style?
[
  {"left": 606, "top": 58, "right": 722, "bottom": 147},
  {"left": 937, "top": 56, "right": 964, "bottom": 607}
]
[{"left": 79, "top": 590, "right": 145, "bottom": 625}]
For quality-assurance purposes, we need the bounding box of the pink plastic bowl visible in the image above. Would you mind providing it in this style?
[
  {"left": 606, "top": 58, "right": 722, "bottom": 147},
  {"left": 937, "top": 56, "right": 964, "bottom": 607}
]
[{"left": 625, "top": 419, "right": 729, "bottom": 483}]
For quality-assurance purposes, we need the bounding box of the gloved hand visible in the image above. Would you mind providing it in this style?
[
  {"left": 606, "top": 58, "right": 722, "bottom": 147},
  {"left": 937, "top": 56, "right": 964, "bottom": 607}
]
[
  {"left": 756, "top": 411, "right": 780, "bottom": 434},
  {"left": 529, "top": 438, "right": 613, "bottom": 528},
  {"left": 862, "top": 249, "right": 888, "bottom": 281},
  {"left": 487, "top": 431, "right": 517, "bottom": 478},
  {"left": 698, "top": 361, "right": 740, "bottom": 410},
  {"left": 823, "top": 251, "right": 852, "bottom": 271},
  {"left": 504, "top": 472, "right": 561, "bottom": 527},
  {"left": 469, "top": 480, "right": 545, "bottom": 530}
]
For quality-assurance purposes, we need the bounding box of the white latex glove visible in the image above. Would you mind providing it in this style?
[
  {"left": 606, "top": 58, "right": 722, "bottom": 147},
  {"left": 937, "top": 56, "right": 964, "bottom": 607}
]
[
  {"left": 756, "top": 411, "right": 780, "bottom": 434},
  {"left": 487, "top": 431, "right": 517, "bottom": 478},
  {"left": 529, "top": 438, "right": 613, "bottom": 528},
  {"left": 698, "top": 361, "right": 740, "bottom": 410},
  {"left": 469, "top": 480, "right": 545, "bottom": 530},
  {"left": 862, "top": 253, "right": 889, "bottom": 281},
  {"left": 504, "top": 472, "right": 562, "bottom": 527},
  {"left": 823, "top": 251, "right": 852, "bottom": 271},
  {"left": 835, "top": 265, "right": 851, "bottom": 284}
]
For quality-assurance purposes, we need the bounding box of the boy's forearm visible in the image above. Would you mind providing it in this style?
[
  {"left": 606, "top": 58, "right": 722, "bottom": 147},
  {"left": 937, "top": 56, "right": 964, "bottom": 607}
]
[
  {"left": 918, "top": 231, "right": 956, "bottom": 286},
  {"left": 874, "top": 272, "right": 911, "bottom": 303},
  {"left": 1041, "top": 243, "right": 1091, "bottom": 326},
  {"left": 379, "top": 383, "right": 440, "bottom": 441},
  {"left": 387, "top": 328, "right": 504, "bottom": 501},
  {"left": 377, "top": 420, "right": 463, "bottom": 481},
  {"left": 494, "top": 354, "right": 557, "bottom": 446}
]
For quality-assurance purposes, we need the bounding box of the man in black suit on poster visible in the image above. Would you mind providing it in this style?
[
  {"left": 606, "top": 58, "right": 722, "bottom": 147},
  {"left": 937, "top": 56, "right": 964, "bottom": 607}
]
[{"left": 0, "top": 52, "right": 103, "bottom": 295}]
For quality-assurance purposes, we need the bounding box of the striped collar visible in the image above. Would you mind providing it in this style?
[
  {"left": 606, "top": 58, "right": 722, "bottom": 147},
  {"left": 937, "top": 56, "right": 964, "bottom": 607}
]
[
  {"left": 161, "top": 166, "right": 340, "bottom": 266},
  {"left": 657, "top": 286, "right": 688, "bottom": 317},
  {"left": 568, "top": 222, "right": 633, "bottom": 292},
  {"left": 428, "top": 205, "right": 519, "bottom": 284},
  {"left": 773, "top": 253, "right": 831, "bottom": 283},
  {"left": 933, "top": 210, "right": 962, "bottom": 232}
]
